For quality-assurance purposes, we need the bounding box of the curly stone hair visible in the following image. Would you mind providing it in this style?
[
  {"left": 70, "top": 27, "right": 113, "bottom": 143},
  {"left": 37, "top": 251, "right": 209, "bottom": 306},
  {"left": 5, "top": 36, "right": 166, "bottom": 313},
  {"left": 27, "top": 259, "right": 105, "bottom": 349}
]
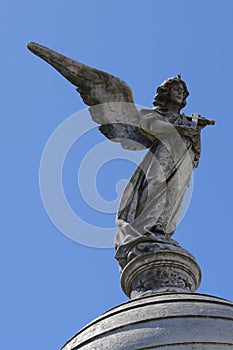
[{"left": 153, "top": 74, "right": 189, "bottom": 110}]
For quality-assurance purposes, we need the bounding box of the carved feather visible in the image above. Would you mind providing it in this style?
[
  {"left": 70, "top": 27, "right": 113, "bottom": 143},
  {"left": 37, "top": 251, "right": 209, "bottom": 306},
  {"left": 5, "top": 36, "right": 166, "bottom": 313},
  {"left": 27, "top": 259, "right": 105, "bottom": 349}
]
[{"left": 27, "top": 42, "right": 151, "bottom": 150}]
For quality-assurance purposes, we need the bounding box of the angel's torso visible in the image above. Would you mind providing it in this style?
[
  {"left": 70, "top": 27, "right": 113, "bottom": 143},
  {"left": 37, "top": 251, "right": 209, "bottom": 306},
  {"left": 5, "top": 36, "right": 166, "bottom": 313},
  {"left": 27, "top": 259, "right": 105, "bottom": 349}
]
[{"left": 139, "top": 108, "right": 201, "bottom": 167}]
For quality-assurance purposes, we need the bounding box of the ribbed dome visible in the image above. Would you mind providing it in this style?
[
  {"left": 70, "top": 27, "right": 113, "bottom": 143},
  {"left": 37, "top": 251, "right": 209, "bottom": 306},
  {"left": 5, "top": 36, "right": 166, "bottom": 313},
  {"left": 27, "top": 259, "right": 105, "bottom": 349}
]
[{"left": 62, "top": 293, "right": 233, "bottom": 350}]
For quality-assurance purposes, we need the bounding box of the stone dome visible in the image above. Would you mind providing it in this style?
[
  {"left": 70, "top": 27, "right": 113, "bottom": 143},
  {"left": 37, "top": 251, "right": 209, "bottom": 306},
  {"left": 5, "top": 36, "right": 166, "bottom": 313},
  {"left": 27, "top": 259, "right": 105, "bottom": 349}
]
[{"left": 62, "top": 292, "right": 233, "bottom": 349}]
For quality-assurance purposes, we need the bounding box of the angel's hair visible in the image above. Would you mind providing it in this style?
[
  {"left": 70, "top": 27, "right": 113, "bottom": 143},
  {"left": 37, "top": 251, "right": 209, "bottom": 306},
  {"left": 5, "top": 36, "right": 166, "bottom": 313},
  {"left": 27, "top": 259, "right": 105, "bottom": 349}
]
[{"left": 153, "top": 76, "right": 189, "bottom": 110}]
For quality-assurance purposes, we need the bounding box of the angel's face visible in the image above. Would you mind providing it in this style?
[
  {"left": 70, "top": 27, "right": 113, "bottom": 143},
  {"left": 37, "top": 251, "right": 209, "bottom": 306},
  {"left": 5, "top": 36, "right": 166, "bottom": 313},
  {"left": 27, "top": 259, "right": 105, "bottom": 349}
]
[{"left": 168, "top": 83, "right": 185, "bottom": 106}]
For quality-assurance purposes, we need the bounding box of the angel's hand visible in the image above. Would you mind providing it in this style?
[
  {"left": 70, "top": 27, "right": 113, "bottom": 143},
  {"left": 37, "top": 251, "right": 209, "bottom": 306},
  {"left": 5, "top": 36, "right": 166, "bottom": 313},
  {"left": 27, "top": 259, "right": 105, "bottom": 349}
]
[{"left": 175, "top": 125, "right": 199, "bottom": 138}]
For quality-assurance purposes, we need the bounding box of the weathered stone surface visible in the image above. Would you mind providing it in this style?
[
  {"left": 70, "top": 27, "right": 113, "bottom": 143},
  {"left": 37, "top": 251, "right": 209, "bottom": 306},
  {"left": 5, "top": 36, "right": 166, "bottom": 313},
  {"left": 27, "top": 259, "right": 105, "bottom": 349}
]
[
  {"left": 115, "top": 235, "right": 201, "bottom": 298},
  {"left": 28, "top": 44, "right": 229, "bottom": 350},
  {"left": 62, "top": 293, "right": 233, "bottom": 349},
  {"left": 27, "top": 43, "right": 215, "bottom": 249}
]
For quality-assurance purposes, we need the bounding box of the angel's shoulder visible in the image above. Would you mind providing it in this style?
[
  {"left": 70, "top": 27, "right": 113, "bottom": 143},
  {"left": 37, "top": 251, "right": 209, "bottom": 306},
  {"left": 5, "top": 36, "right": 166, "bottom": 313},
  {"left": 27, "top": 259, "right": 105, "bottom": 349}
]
[{"left": 140, "top": 108, "right": 164, "bottom": 120}]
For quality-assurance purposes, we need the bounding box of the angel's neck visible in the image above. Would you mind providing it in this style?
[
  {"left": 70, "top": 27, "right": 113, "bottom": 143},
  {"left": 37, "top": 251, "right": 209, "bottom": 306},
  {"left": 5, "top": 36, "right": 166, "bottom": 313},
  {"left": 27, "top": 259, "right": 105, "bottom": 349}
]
[{"left": 166, "top": 102, "right": 181, "bottom": 113}]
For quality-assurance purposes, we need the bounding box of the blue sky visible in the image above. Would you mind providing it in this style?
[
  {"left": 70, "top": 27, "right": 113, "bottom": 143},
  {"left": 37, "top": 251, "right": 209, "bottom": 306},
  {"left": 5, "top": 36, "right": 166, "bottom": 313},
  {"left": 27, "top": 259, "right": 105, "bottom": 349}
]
[{"left": 2, "top": 1, "right": 233, "bottom": 349}]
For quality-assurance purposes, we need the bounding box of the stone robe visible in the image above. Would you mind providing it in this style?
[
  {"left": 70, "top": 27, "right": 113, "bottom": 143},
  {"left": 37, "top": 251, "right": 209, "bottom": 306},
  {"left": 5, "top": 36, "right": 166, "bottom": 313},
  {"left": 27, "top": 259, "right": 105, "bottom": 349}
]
[{"left": 115, "top": 107, "right": 200, "bottom": 248}]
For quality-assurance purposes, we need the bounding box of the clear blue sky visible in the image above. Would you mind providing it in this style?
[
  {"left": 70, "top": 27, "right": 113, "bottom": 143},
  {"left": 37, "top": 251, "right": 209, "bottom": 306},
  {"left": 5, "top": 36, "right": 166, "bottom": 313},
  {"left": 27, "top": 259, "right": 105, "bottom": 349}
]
[{"left": 2, "top": 1, "right": 233, "bottom": 349}]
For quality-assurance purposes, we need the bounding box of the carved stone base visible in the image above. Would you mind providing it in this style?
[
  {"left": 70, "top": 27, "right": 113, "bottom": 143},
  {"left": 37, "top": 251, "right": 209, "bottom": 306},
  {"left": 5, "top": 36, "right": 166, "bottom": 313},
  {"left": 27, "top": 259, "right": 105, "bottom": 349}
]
[
  {"left": 115, "top": 234, "right": 201, "bottom": 299},
  {"left": 62, "top": 293, "right": 233, "bottom": 350}
]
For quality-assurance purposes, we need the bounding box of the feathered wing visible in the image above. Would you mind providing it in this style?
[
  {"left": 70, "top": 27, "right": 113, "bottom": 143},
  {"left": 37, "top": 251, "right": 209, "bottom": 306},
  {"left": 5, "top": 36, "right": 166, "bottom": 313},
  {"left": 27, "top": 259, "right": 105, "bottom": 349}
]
[{"left": 27, "top": 42, "right": 152, "bottom": 150}]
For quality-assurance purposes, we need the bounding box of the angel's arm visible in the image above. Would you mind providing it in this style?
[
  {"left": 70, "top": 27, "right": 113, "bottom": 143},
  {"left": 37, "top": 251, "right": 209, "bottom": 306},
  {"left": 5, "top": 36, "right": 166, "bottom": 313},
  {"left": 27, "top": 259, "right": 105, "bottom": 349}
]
[
  {"left": 139, "top": 111, "right": 187, "bottom": 141},
  {"left": 140, "top": 116, "right": 176, "bottom": 138},
  {"left": 140, "top": 111, "right": 201, "bottom": 142}
]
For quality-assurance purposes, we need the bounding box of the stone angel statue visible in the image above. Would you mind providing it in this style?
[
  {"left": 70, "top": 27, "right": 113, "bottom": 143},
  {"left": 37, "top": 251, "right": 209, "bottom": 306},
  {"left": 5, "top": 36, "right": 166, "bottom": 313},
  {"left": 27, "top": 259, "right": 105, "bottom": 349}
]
[{"left": 27, "top": 42, "right": 214, "bottom": 257}]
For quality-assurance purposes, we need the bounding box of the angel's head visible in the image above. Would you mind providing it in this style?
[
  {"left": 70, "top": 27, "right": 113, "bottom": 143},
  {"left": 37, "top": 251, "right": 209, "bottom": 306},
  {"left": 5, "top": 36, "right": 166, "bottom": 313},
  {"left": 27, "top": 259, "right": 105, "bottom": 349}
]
[{"left": 153, "top": 74, "right": 189, "bottom": 111}]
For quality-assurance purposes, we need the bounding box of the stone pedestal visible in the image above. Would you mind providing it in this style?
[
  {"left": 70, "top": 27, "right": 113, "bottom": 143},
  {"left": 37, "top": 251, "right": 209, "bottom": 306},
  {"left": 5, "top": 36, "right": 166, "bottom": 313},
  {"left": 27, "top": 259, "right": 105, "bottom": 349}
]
[
  {"left": 62, "top": 234, "right": 232, "bottom": 349},
  {"left": 61, "top": 237, "right": 233, "bottom": 349},
  {"left": 115, "top": 234, "right": 201, "bottom": 299},
  {"left": 62, "top": 293, "right": 233, "bottom": 349}
]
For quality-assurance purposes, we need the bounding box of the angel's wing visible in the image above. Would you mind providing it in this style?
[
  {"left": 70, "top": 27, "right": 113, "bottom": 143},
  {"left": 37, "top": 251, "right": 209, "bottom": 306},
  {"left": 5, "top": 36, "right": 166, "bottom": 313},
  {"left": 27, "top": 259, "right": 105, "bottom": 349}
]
[{"left": 27, "top": 42, "right": 152, "bottom": 150}]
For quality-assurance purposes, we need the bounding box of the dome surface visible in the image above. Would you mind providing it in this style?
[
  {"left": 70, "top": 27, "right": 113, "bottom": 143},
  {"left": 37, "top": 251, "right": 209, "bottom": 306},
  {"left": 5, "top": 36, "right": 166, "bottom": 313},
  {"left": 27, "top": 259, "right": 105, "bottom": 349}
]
[{"left": 62, "top": 293, "right": 233, "bottom": 349}]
